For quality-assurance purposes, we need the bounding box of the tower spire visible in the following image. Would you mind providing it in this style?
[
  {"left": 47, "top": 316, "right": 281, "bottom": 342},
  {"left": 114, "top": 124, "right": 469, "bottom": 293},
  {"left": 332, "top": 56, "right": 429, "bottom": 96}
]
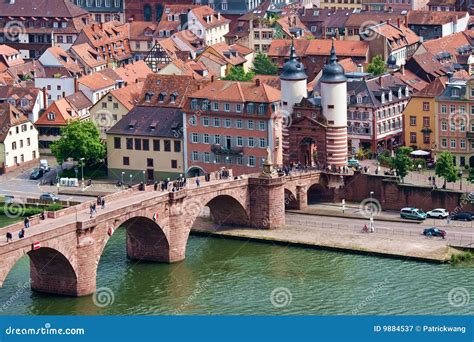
[
  {"left": 329, "top": 37, "right": 337, "bottom": 64},
  {"left": 289, "top": 35, "right": 297, "bottom": 61}
]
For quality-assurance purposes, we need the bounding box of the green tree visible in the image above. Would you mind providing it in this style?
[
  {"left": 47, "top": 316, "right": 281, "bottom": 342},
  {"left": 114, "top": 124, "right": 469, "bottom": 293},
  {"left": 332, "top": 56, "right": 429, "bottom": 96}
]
[
  {"left": 50, "top": 120, "right": 106, "bottom": 167},
  {"left": 391, "top": 147, "right": 413, "bottom": 183},
  {"left": 435, "top": 151, "right": 459, "bottom": 188},
  {"left": 367, "top": 55, "right": 386, "bottom": 76},
  {"left": 468, "top": 167, "right": 474, "bottom": 183},
  {"left": 222, "top": 66, "right": 255, "bottom": 82},
  {"left": 252, "top": 52, "right": 278, "bottom": 75}
]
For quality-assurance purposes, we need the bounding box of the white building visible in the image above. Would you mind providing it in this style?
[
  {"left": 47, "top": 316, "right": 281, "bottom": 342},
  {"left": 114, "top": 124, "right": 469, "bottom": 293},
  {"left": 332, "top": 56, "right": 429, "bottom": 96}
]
[{"left": 188, "top": 6, "right": 230, "bottom": 46}]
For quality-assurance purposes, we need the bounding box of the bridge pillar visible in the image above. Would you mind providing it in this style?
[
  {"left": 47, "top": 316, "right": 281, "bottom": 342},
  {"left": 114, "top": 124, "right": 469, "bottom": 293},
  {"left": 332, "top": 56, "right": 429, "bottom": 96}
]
[
  {"left": 166, "top": 200, "right": 187, "bottom": 263},
  {"left": 75, "top": 230, "right": 98, "bottom": 296},
  {"left": 249, "top": 176, "right": 285, "bottom": 229},
  {"left": 296, "top": 185, "right": 308, "bottom": 210}
]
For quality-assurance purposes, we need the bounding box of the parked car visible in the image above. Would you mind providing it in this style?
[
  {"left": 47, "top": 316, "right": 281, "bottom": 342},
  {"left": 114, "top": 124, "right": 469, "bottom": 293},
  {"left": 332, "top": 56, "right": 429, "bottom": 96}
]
[
  {"left": 348, "top": 158, "right": 360, "bottom": 167},
  {"left": 40, "top": 159, "right": 50, "bottom": 172},
  {"left": 452, "top": 212, "right": 472, "bottom": 221},
  {"left": 426, "top": 208, "right": 449, "bottom": 219},
  {"left": 400, "top": 207, "right": 427, "bottom": 220},
  {"left": 39, "top": 193, "right": 59, "bottom": 202},
  {"left": 29, "top": 168, "right": 44, "bottom": 180},
  {"left": 423, "top": 227, "right": 446, "bottom": 238}
]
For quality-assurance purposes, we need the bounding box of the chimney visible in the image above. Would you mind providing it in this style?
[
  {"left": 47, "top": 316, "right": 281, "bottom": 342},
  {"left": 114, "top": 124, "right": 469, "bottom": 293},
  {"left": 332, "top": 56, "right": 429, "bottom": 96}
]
[
  {"left": 255, "top": 78, "right": 261, "bottom": 86},
  {"left": 447, "top": 71, "right": 453, "bottom": 82},
  {"left": 397, "top": 18, "right": 400, "bottom": 28},
  {"left": 378, "top": 76, "right": 383, "bottom": 86},
  {"left": 357, "top": 63, "right": 363, "bottom": 73},
  {"left": 404, "top": 15, "right": 408, "bottom": 27},
  {"left": 401, "top": 63, "right": 405, "bottom": 76},
  {"left": 211, "top": 75, "right": 215, "bottom": 82},
  {"left": 42, "top": 87, "right": 47, "bottom": 107},
  {"left": 218, "top": 12, "right": 221, "bottom": 20}
]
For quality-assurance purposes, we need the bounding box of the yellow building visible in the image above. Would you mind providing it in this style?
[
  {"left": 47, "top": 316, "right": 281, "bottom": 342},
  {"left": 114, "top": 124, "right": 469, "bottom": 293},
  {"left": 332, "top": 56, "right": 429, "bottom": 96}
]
[
  {"left": 106, "top": 106, "right": 184, "bottom": 182},
  {"left": 403, "top": 78, "right": 445, "bottom": 151},
  {"left": 319, "top": 0, "right": 363, "bottom": 10},
  {"left": 90, "top": 82, "right": 143, "bottom": 139}
]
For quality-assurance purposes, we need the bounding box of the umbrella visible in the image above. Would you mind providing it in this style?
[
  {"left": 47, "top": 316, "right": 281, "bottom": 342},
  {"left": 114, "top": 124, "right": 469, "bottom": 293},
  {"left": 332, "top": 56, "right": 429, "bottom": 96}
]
[{"left": 410, "top": 150, "right": 430, "bottom": 156}]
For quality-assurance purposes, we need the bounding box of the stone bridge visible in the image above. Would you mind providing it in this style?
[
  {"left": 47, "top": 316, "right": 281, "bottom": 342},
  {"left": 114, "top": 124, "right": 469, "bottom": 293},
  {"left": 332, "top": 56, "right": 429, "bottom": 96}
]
[{"left": 0, "top": 170, "right": 342, "bottom": 297}]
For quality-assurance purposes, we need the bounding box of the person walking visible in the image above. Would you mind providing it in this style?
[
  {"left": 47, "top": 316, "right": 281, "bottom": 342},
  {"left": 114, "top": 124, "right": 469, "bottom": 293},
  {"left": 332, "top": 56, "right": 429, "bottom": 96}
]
[
  {"left": 154, "top": 182, "right": 158, "bottom": 191},
  {"left": 6, "top": 232, "right": 12, "bottom": 242},
  {"left": 24, "top": 216, "right": 30, "bottom": 229},
  {"left": 196, "top": 178, "right": 200, "bottom": 187},
  {"left": 101, "top": 196, "right": 105, "bottom": 209},
  {"left": 90, "top": 204, "right": 94, "bottom": 218},
  {"left": 18, "top": 229, "right": 25, "bottom": 239}
]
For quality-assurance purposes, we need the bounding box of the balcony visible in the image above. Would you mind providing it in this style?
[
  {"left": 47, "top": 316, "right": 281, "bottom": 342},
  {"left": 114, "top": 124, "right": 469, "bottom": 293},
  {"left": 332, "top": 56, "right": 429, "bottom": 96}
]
[
  {"left": 211, "top": 144, "right": 244, "bottom": 156},
  {"left": 466, "top": 132, "right": 474, "bottom": 139}
]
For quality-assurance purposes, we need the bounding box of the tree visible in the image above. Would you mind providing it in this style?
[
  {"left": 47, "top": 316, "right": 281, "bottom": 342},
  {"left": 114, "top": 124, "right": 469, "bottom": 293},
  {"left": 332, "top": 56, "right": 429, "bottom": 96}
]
[
  {"left": 435, "top": 151, "right": 459, "bottom": 188},
  {"left": 468, "top": 167, "right": 474, "bottom": 183},
  {"left": 222, "top": 66, "right": 255, "bottom": 82},
  {"left": 367, "top": 55, "right": 386, "bottom": 76},
  {"left": 252, "top": 52, "right": 278, "bottom": 75},
  {"left": 391, "top": 147, "right": 413, "bottom": 183},
  {"left": 50, "top": 120, "right": 106, "bottom": 167}
]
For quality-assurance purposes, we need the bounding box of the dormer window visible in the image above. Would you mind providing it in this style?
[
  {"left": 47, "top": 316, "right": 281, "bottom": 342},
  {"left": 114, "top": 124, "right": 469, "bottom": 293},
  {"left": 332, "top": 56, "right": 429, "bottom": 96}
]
[
  {"left": 170, "top": 92, "right": 178, "bottom": 103},
  {"left": 128, "top": 119, "right": 137, "bottom": 129},
  {"left": 452, "top": 87, "right": 460, "bottom": 97},
  {"left": 388, "top": 91, "right": 392, "bottom": 102},
  {"left": 405, "top": 86, "right": 409, "bottom": 97},
  {"left": 398, "top": 88, "right": 402, "bottom": 98},
  {"left": 356, "top": 95, "right": 362, "bottom": 104},
  {"left": 145, "top": 92, "right": 154, "bottom": 102},
  {"left": 381, "top": 92, "right": 386, "bottom": 104},
  {"left": 158, "top": 92, "right": 166, "bottom": 103},
  {"left": 47, "top": 112, "right": 56, "bottom": 121}
]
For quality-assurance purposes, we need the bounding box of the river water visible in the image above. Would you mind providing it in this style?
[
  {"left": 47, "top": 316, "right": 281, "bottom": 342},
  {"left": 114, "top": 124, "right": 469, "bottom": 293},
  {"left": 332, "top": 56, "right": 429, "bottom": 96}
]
[{"left": 0, "top": 229, "right": 473, "bottom": 315}]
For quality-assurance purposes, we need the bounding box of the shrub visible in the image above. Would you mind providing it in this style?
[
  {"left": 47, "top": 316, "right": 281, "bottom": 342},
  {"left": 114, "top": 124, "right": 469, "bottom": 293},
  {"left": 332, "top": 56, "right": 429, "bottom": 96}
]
[
  {"left": 412, "top": 158, "right": 426, "bottom": 170},
  {"left": 451, "top": 251, "right": 473, "bottom": 264}
]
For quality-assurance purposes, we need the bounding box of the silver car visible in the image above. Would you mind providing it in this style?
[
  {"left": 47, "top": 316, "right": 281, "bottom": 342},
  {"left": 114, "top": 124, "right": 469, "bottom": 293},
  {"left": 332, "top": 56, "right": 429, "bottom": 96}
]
[{"left": 426, "top": 208, "right": 449, "bottom": 219}]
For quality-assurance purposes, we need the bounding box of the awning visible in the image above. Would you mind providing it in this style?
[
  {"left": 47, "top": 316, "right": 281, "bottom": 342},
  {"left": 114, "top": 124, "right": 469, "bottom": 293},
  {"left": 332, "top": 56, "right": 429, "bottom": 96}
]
[{"left": 410, "top": 150, "right": 430, "bottom": 156}]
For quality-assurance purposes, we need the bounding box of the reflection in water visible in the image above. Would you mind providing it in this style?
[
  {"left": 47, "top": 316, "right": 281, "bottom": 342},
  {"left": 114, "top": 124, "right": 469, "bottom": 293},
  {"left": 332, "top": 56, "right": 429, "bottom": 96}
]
[{"left": 0, "top": 229, "right": 473, "bottom": 315}]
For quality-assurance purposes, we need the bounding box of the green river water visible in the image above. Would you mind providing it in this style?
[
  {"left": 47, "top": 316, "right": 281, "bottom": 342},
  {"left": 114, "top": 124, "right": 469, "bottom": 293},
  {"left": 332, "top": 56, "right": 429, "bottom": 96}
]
[{"left": 0, "top": 228, "right": 473, "bottom": 315}]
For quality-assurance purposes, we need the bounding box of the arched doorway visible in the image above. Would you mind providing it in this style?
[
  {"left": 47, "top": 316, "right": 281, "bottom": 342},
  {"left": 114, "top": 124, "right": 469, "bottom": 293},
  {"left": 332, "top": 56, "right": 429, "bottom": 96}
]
[
  {"left": 299, "top": 137, "right": 316, "bottom": 166},
  {"left": 187, "top": 166, "right": 206, "bottom": 177}
]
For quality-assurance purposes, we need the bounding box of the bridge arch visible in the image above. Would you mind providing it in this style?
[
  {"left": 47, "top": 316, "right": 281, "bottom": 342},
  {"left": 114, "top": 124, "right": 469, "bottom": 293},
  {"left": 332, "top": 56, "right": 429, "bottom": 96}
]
[
  {"left": 1, "top": 246, "right": 78, "bottom": 296},
  {"left": 284, "top": 188, "right": 298, "bottom": 209}
]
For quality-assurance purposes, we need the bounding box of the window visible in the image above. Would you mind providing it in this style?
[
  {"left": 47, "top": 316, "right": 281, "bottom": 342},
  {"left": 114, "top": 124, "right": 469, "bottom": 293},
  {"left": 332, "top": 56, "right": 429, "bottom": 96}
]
[
  {"left": 123, "top": 156, "right": 130, "bottom": 165},
  {"left": 27, "top": 138, "right": 30, "bottom": 146},
  {"left": 202, "top": 117, "right": 209, "bottom": 127},
  {"left": 258, "top": 120, "right": 266, "bottom": 131},
  {"left": 134, "top": 138, "right": 142, "bottom": 150},
  {"left": 236, "top": 136, "right": 243, "bottom": 146},
  {"left": 441, "top": 138, "right": 447, "bottom": 148},
  {"left": 212, "top": 102, "right": 219, "bottom": 111},
  {"left": 224, "top": 103, "right": 230, "bottom": 112},
  {"left": 410, "top": 132, "right": 416, "bottom": 144},
  {"left": 423, "top": 102, "right": 429, "bottom": 111},
  {"left": 113, "top": 103, "right": 118, "bottom": 109},
  {"left": 248, "top": 155, "right": 255, "bottom": 167},
  {"left": 258, "top": 104, "right": 265, "bottom": 114},
  {"left": 259, "top": 137, "right": 266, "bottom": 148},
  {"left": 114, "top": 137, "right": 121, "bottom": 149},
  {"left": 236, "top": 119, "right": 243, "bottom": 129},
  {"left": 189, "top": 115, "right": 197, "bottom": 126},
  {"left": 247, "top": 103, "right": 254, "bottom": 113},
  {"left": 450, "top": 139, "right": 456, "bottom": 148},
  {"left": 126, "top": 138, "right": 133, "bottom": 149},
  {"left": 143, "top": 139, "right": 149, "bottom": 151},
  {"left": 171, "top": 160, "right": 178, "bottom": 169},
  {"left": 153, "top": 139, "right": 160, "bottom": 151},
  {"left": 164, "top": 140, "right": 171, "bottom": 152},
  {"left": 410, "top": 116, "right": 416, "bottom": 126},
  {"left": 441, "top": 120, "right": 447, "bottom": 131},
  {"left": 204, "top": 152, "right": 210, "bottom": 163},
  {"left": 147, "top": 158, "right": 153, "bottom": 167},
  {"left": 441, "top": 104, "right": 447, "bottom": 114},
  {"left": 248, "top": 137, "right": 255, "bottom": 147},
  {"left": 460, "top": 105, "right": 466, "bottom": 114},
  {"left": 192, "top": 151, "right": 199, "bottom": 161},
  {"left": 423, "top": 117, "right": 430, "bottom": 127},
  {"left": 461, "top": 139, "right": 466, "bottom": 149},
  {"left": 47, "top": 112, "right": 55, "bottom": 121},
  {"left": 224, "top": 118, "right": 231, "bottom": 128},
  {"left": 174, "top": 141, "right": 181, "bottom": 152},
  {"left": 423, "top": 134, "right": 430, "bottom": 144},
  {"left": 203, "top": 133, "right": 210, "bottom": 144},
  {"left": 236, "top": 104, "right": 242, "bottom": 113},
  {"left": 450, "top": 104, "right": 456, "bottom": 113},
  {"left": 214, "top": 135, "right": 220, "bottom": 145},
  {"left": 191, "top": 133, "right": 199, "bottom": 143},
  {"left": 102, "top": 102, "right": 107, "bottom": 109},
  {"left": 248, "top": 120, "right": 254, "bottom": 130},
  {"left": 12, "top": 142, "right": 16, "bottom": 150},
  {"left": 450, "top": 119, "right": 455, "bottom": 132},
  {"left": 213, "top": 117, "right": 220, "bottom": 127}
]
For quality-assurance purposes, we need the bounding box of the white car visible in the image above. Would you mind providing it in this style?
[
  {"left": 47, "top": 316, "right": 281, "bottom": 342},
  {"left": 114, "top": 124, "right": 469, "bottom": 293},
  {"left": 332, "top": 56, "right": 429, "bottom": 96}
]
[{"left": 426, "top": 208, "right": 449, "bottom": 219}]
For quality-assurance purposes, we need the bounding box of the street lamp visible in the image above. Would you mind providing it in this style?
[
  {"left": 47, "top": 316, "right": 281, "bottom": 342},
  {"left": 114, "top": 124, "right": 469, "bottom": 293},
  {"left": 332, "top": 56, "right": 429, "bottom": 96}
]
[
  {"left": 418, "top": 164, "right": 422, "bottom": 173},
  {"left": 142, "top": 170, "right": 146, "bottom": 184},
  {"left": 80, "top": 157, "right": 85, "bottom": 191},
  {"left": 121, "top": 171, "right": 125, "bottom": 190},
  {"left": 129, "top": 174, "right": 133, "bottom": 187},
  {"left": 459, "top": 170, "right": 463, "bottom": 191}
]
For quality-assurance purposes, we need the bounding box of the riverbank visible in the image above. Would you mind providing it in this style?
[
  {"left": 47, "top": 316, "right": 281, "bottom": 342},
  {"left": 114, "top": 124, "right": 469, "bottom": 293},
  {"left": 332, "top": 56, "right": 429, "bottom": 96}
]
[{"left": 191, "top": 216, "right": 461, "bottom": 263}]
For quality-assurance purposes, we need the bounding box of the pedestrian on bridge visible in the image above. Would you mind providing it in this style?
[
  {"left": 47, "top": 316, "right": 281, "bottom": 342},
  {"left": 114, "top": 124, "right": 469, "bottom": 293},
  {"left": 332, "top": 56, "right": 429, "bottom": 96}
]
[
  {"left": 196, "top": 178, "right": 200, "bottom": 187},
  {"left": 18, "top": 229, "right": 24, "bottom": 239},
  {"left": 6, "top": 232, "right": 12, "bottom": 242},
  {"left": 24, "top": 216, "right": 30, "bottom": 229},
  {"left": 101, "top": 197, "right": 105, "bottom": 209},
  {"left": 154, "top": 182, "right": 158, "bottom": 191},
  {"left": 89, "top": 204, "right": 94, "bottom": 218}
]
